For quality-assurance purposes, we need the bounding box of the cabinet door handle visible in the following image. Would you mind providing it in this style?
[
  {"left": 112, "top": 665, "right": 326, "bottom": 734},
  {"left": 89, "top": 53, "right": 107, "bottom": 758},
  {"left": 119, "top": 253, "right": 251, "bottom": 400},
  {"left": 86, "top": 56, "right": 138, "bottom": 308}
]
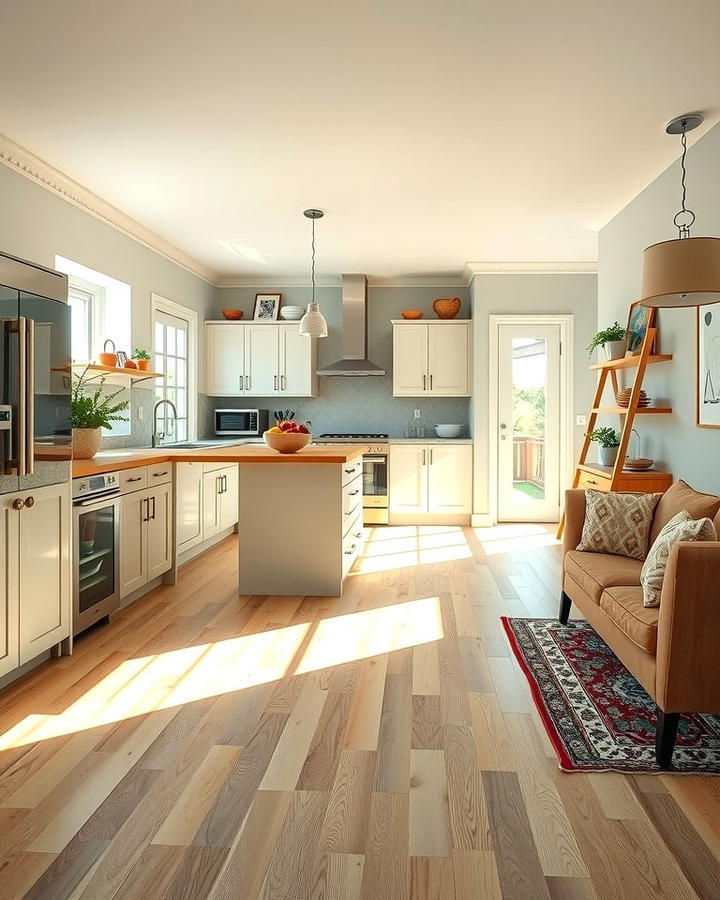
[
  {"left": 12, "top": 498, "right": 24, "bottom": 511},
  {"left": 274, "top": 375, "right": 278, "bottom": 391},
  {"left": 152, "top": 471, "right": 168, "bottom": 477},
  {"left": 429, "top": 373, "right": 433, "bottom": 391},
  {"left": 127, "top": 476, "right": 142, "bottom": 483},
  {"left": 429, "top": 449, "right": 433, "bottom": 465},
  {"left": 354, "top": 531, "right": 363, "bottom": 539},
  {"left": 239, "top": 375, "right": 243, "bottom": 391},
  {"left": 422, "top": 449, "right": 426, "bottom": 466},
  {"left": 423, "top": 374, "right": 426, "bottom": 390},
  {"left": 217, "top": 475, "right": 222, "bottom": 495},
  {"left": 281, "top": 374, "right": 286, "bottom": 390},
  {"left": 344, "top": 467, "right": 355, "bottom": 474},
  {"left": 587, "top": 479, "right": 597, "bottom": 485},
  {"left": 142, "top": 497, "right": 149, "bottom": 522},
  {"left": 344, "top": 545, "right": 356, "bottom": 555},
  {"left": 151, "top": 495, "right": 156, "bottom": 520},
  {"left": 25, "top": 495, "right": 34, "bottom": 508},
  {"left": 223, "top": 474, "right": 228, "bottom": 493},
  {"left": 246, "top": 375, "right": 250, "bottom": 391},
  {"left": 348, "top": 489, "right": 359, "bottom": 496}
]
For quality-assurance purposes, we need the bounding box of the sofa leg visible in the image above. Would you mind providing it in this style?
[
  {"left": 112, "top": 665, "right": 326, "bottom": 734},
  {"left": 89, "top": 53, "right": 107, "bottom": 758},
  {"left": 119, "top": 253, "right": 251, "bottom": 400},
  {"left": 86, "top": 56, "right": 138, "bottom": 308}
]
[
  {"left": 655, "top": 711, "right": 680, "bottom": 769},
  {"left": 559, "top": 591, "right": 572, "bottom": 625}
]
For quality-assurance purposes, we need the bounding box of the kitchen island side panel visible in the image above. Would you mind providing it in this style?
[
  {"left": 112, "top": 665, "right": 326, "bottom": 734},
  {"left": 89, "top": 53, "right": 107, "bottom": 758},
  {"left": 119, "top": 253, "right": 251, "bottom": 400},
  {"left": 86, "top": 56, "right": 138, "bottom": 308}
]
[{"left": 237, "top": 462, "right": 343, "bottom": 596}]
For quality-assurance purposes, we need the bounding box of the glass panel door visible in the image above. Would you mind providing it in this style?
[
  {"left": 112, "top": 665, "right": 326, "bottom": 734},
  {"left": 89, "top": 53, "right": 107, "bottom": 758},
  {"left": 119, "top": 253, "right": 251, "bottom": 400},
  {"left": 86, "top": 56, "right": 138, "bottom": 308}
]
[
  {"left": 363, "top": 456, "right": 388, "bottom": 496},
  {"left": 0, "top": 285, "right": 19, "bottom": 494},
  {"left": 76, "top": 501, "right": 117, "bottom": 613}
]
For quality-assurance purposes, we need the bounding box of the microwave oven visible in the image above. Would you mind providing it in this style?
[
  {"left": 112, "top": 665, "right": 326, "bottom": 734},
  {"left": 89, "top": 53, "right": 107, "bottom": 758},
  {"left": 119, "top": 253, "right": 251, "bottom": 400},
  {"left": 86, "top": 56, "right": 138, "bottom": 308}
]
[{"left": 215, "top": 408, "right": 269, "bottom": 436}]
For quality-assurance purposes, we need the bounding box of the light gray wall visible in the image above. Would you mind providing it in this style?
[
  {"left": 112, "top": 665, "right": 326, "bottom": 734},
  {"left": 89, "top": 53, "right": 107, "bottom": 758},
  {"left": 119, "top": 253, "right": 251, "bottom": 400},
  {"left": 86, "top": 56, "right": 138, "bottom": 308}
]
[
  {"left": 212, "top": 284, "right": 472, "bottom": 437},
  {"left": 470, "top": 273, "right": 598, "bottom": 516},
  {"left": 0, "top": 163, "right": 216, "bottom": 446},
  {"left": 598, "top": 122, "right": 720, "bottom": 494}
]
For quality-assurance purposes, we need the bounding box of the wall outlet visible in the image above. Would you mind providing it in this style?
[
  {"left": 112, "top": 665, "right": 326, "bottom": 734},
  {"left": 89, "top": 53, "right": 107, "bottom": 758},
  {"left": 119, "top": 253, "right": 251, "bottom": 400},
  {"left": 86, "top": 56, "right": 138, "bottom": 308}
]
[
  {"left": 576, "top": 414, "right": 586, "bottom": 426},
  {"left": 414, "top": 408, "right": 421, "bottom": 419}
]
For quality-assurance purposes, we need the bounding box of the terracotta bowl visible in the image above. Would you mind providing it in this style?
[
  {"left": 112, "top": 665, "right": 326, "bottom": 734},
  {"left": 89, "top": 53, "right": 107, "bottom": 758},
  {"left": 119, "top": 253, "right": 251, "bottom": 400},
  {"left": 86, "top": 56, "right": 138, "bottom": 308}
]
[
  {"left": 401, "top": 310, "right": 423, "bottom": 319},
  {"left": 222, "top": 309, "right": 244, "bottom": 320},
  {"left": 98, "top": 352, "right": 117, "bottom": 366},
  {"left": 263, "top": 431, "right": 311, "bottom": 454},
  {"left": 433, "top": 297, "right": 461, "bottom": 319}
]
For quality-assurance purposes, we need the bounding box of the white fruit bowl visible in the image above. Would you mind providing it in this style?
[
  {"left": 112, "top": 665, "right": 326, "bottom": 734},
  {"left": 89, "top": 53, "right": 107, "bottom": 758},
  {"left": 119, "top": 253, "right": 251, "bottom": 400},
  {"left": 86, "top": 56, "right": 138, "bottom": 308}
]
[
  {"left": 280, "top": 306, "right": 305, "bottom": 321},
  {"left": 263, "top": 430, "right": 311, "bottom": 453},
  {"left": 434, "top": 424, "right": 462, "bottom": 438}
]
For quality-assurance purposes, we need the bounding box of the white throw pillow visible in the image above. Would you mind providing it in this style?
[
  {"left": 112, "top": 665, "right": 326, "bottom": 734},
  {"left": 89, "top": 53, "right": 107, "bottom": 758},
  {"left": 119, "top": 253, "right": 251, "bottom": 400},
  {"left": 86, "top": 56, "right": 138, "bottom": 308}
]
[{"left": 640, "top": 510, "right": 717, "bottom": 608}]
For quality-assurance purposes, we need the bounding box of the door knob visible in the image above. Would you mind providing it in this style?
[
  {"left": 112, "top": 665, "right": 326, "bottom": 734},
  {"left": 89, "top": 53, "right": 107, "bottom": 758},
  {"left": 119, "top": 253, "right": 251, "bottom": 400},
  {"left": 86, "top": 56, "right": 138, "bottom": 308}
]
[
  {"left": 25, "top": 496, "right": 35, "bottom": 508},
  {"left": 500, "top": 423, "right": 507, "bottom": 429},
  {"left": 12, "top": 498, "right": 24, "bottom": 510}
]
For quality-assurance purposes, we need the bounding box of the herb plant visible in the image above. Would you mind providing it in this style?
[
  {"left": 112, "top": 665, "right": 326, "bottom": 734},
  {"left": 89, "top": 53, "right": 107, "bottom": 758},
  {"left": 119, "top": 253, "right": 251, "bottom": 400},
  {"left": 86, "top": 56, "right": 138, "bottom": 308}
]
[
  {"left": 132, "top": 348, "right": 151, "bottom": 360},
  {"left": 586, "top": 427, "right": 620, "bottom": 448},
  {"left": 587, "top": 322, "right": 625, "bottom": 356}
]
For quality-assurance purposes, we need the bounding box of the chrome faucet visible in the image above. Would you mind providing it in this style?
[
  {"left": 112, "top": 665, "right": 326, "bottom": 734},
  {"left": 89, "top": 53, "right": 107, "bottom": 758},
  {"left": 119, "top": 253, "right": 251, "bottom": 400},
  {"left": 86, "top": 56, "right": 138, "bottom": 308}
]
[{"left": 152, "top": 399, "right": 178, "bottom": 447}]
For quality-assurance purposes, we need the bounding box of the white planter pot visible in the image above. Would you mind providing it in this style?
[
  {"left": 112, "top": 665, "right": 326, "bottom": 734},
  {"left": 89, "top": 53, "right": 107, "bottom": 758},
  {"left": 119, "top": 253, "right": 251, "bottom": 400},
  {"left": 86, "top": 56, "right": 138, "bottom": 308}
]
[
  {"left": 598, "top": 445, "right": 619, "bottom": 467},
  {"left": 603, "top": 341, "right": 626, "bottom": 361},
  {"left": 72, "top": 427, "right": 102, "bottom": 459}
]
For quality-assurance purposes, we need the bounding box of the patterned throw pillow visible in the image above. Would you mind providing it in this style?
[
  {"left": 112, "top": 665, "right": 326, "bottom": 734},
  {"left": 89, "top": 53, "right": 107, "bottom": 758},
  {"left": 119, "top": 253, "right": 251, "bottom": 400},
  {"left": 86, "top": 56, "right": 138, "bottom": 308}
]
[
  {"left": 577, "top": 490, "right": 662, "bottom": 560},
  {"left": 641, "top": 510, "right": 717, "bottom": 608}
]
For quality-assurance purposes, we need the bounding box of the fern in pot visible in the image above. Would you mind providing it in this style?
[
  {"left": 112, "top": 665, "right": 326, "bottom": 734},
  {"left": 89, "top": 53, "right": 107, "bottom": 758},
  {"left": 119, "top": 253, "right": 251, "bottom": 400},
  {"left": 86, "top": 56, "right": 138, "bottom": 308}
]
[
  {"left": 71, "top": 371, "right": 129, "bottom": 459},
  {"left": 587, "top": 322, "right": 626, "bottom": 361},
  {"left": 587, "top": 427, "right": 621, "bottom": 467}
]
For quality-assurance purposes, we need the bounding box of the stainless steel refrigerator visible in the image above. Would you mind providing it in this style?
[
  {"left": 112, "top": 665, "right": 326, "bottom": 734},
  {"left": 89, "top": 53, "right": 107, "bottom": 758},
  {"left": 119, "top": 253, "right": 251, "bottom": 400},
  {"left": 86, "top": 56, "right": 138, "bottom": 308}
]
[{"left": 0, "top": 251, "right": 71, "bottom": 493}]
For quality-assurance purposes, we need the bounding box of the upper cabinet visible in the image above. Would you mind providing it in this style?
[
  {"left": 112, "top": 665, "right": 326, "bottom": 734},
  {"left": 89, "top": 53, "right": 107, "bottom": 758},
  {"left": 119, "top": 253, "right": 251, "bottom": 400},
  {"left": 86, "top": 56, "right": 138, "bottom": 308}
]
[
  {"left": 392, "top": 321, "right": 471, "bottom": 397},
  {"left": 205, "top": 322, "right": 317, "bottom": 397}
]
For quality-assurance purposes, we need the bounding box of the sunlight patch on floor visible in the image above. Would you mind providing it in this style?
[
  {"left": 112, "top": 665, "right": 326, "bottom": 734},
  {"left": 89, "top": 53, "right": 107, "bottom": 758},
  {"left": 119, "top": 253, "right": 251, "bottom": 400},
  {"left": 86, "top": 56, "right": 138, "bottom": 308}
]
[
  {"left": 474, "top": 523, "right": 559, "bottom": 556},
  {"left": 296, "top": 595, "right": 443, "bottom": 673},
  {"left": 352, "top": 526, "right": 471, "bottom": 574}
]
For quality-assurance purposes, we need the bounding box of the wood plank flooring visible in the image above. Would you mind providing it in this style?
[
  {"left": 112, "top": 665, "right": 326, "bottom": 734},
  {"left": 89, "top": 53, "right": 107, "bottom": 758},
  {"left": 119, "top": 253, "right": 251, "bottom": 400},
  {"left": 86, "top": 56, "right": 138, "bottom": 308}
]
[{"left": 1, "top": 523, "right": 719, "bottom": 899}]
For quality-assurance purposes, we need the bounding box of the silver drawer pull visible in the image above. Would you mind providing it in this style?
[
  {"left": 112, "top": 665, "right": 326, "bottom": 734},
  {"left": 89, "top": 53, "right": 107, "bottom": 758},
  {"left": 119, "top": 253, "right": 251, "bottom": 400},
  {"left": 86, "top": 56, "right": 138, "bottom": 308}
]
[
  {"left": 348, "top": 489, "right": 359, "bottom": 496},
  {"left": 344, "top": 545, "right": 356, "bottom": 555},
  {"left": 127, "top": 476, "right": 143, "bottom": 482},
  {"left": 344, "top": 467, "right": 356, "bottom": 474},
  {"left": 354, "top": 531, "right": 362, "bottom": 538},
  {"left": 153, "top": 471, "right": 169, "bottom": 477}
]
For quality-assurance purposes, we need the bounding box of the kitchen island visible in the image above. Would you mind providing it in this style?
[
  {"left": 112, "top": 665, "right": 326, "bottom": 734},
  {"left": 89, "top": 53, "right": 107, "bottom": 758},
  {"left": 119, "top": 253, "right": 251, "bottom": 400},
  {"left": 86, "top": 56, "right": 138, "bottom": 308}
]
[{"left": 73, "top": 443, "right": 367, "bottom": 596}]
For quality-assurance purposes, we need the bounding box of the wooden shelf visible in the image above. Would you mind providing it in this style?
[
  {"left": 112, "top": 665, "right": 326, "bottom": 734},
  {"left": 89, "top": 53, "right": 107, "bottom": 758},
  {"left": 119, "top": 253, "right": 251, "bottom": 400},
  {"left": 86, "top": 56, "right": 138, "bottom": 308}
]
[
  {"left": 592, "top": 406, "right": 672, "bottom": 415},
  {"left": 579, "top": 463, "right": 667, "bottom": 479},
  {"left": 590, "top": 354, "right": 673, "bottom": 371},
  {"left": 53, "top": 362, "right": 164, "bottom": 386}
]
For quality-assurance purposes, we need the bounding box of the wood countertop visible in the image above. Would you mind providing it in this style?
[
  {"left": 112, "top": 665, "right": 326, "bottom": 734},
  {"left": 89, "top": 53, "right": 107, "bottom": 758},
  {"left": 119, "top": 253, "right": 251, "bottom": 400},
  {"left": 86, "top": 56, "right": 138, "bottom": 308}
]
[{"left": 72, "top": 443, "right": 369, "bottom": 477}]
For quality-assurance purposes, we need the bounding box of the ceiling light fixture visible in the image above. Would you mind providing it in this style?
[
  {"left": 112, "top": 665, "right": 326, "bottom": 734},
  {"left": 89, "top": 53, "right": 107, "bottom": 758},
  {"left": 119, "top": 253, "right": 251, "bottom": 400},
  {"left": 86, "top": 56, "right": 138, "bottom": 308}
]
[
  {"left": 640, "top": 113, "right": 720, "bottom": 308},
  {"left": 299, "top": 208, "right": 328, "bottom": 338}
]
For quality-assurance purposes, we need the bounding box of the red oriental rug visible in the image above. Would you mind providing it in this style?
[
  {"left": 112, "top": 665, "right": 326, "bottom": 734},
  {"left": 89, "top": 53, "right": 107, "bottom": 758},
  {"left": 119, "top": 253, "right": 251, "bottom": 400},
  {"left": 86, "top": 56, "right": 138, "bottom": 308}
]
[{"left": 502, "top": 617, "right": 720, "bottom": 774}]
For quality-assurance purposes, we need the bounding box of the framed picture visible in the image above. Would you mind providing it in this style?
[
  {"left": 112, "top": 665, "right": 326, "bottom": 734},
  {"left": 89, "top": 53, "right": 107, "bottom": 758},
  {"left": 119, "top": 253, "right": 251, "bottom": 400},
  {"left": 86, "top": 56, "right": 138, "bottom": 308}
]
[
  {"left": 624, "top": 301, "right": 657, "bottom": 356},
  {"left": 253, "top": 293, "right": 281, "bottom": 320},
  {"left": 697, "top": 304, "right": 720, "bottom": 428}
]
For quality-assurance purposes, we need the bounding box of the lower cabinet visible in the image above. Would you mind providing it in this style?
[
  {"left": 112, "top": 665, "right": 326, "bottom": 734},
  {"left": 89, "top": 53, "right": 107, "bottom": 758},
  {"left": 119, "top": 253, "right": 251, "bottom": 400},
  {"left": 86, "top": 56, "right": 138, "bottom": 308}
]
[
  {"left": 120, "top": 482, "right": 173, "bottom": 598},
  {"left": 389, "top": 443, "right": 472, "bottom": 516},
  {"left": 177, "top": 462, "right": 239, "bottom": 555},
  {"left": 0, "top": 483, "right": 71, "bottom": 677}
]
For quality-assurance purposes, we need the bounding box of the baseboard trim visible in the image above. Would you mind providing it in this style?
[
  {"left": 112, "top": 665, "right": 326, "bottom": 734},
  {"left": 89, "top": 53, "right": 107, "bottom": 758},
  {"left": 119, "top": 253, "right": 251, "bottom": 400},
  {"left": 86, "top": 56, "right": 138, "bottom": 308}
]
[
  {"left": 471, "top": 513, "right": 494, "bottom": 527},
  {"left": 177, "top": 527, "right": 236, "bottom": 568},
  {"left": 388, "top": 513, "right": 471, "bottom": 526}
]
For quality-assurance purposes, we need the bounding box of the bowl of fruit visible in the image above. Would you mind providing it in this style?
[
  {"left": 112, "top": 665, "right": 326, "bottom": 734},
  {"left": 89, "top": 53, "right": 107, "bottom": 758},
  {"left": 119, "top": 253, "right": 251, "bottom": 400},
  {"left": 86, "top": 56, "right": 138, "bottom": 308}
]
[{"left": 264, "top": 414, "right": 311, "bottom": 453}]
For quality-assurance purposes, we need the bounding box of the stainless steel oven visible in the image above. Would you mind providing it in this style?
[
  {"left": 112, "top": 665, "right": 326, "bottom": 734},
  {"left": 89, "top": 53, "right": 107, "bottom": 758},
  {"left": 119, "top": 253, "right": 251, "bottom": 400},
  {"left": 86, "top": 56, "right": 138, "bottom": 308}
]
[
  {"left": 72, "top": 471, "right": 121, "bottom": 635},
  {"left": 362, "top": 452, "right": 389, "bottom": 524},
  {"left": 215, "top": 408, "right": 269, "bottom": 437}
]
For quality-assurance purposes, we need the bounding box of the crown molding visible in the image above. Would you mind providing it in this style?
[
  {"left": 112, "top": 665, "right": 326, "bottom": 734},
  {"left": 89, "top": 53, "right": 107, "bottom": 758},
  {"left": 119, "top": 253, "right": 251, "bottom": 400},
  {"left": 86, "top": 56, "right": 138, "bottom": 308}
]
[
  {"left": 464, "top": 260, "right": 598, "bottom": 280},
  {"left": 366, "top": 275, "right": 467, "bottom": 288},
  {"left": 216, "top": 274, "right": 341, "bottom": 289},
  {"left": 0, "top": 132, "right": 218, "bottom": 285}
]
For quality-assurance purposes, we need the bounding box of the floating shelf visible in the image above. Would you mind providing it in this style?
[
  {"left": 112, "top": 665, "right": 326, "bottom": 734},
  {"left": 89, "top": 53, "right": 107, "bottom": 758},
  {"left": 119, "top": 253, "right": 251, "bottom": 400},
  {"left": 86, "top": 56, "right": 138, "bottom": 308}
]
[
  {"left": 53, "top": 362, "right": 164, "bottom": 386},
  {"left": 590, "top": 354, "right": 673, "bottom": 371},
  {"left": 592, "top": 406, "right": 672, "bottom": 415}
]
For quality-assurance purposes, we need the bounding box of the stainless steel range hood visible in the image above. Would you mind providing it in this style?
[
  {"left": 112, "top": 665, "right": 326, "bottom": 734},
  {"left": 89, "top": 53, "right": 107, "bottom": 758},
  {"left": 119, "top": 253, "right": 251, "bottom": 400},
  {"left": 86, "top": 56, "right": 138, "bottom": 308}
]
[{"left": 316, "top": 274, "right": 386, "bottom": 376}]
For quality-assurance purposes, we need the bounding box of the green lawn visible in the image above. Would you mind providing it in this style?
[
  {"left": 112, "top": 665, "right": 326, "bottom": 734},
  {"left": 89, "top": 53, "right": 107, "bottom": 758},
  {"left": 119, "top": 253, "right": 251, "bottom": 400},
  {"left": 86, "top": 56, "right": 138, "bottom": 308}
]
[{"left": 513, "top": 481, "right": 545, "bottom": 500}]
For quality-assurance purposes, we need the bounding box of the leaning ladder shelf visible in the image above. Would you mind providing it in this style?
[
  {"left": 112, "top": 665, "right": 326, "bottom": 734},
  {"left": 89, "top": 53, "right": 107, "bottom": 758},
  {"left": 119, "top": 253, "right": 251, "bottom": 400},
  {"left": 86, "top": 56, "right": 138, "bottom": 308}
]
[{"left": 557, "top": 327, "right": 673, "bottom": 538}]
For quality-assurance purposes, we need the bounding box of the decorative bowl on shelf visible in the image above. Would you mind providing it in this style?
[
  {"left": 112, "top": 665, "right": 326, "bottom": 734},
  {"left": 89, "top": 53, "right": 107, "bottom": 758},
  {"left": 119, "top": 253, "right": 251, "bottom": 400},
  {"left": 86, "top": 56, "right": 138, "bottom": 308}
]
[
  {"left": 280, "top": 306, "right": 304, "bottom": 320},
  {"left": 263, "top": 430, "right": 311, "bottom": 454},
  {"left": 434, "top": 424, "right": 462, "bottom": 438},
  {"left": 401, "top": 310, "right": 423, "bottom": 319},
  {"left": 222, "top": 309, "right": 244, "bottom": 320},
  {"left": 616, "top": 387, "right": 651, "bottom": 408},
  {"left": 432, "top": 297, "right": 461, "bottom": 319},
  {"left": 624, "top": 457, "right": 654, "bottom": 470}
]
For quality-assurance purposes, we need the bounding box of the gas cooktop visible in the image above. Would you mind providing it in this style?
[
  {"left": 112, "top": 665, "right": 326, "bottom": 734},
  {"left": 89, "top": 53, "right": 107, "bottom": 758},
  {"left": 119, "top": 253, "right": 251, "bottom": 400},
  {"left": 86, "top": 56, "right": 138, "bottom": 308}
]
[{"left": 318, "top": 433, "right": 389, "bottom": 442}]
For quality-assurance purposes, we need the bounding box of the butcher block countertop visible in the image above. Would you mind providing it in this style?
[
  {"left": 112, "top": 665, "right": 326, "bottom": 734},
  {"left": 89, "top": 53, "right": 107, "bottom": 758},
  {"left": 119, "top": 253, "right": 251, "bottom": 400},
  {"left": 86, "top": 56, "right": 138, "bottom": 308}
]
[{"left": 72, "top": 443, "right": 369, "bottom": 477}]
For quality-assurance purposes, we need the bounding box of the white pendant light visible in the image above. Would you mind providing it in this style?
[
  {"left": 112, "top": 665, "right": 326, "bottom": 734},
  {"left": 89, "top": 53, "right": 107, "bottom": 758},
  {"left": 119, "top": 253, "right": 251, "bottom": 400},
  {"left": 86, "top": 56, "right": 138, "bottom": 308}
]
[
  {"left": 640, "top": 114, "right": 720, "bottom": 308},
  {"left": 299, "top": 208, "right": 329, "bottom": 338}
]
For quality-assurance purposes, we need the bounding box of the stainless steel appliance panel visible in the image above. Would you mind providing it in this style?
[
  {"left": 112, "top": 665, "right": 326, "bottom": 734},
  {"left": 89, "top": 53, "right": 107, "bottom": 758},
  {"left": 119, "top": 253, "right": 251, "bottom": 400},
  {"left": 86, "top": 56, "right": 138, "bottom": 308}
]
[{"left": 215, "top": 408, "right": 269, "bottom": 436}]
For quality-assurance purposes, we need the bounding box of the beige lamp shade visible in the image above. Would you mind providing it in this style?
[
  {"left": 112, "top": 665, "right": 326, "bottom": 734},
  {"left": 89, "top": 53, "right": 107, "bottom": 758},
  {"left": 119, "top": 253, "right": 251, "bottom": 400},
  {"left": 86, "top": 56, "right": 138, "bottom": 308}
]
[{"left": 640, "top": 236, "right": 720, "bottom": 308}]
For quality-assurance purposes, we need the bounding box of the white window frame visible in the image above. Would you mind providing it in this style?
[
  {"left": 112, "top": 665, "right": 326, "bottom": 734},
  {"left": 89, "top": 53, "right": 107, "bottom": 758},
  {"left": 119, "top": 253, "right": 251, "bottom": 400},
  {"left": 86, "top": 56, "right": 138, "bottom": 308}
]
[
  {"left": 68, "top": 275, "right": 107, "bottom": 361},
  {"left": 151, "top": 293, "right": 198, "bottom": 441}
]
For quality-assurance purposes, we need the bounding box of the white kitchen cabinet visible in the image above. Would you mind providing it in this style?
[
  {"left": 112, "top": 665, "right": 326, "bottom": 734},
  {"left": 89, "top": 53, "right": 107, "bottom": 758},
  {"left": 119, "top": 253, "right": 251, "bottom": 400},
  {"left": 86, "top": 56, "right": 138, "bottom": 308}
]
[
  {"left": 389, "top": 443, "right": 472, "bottom": 516},
  {"left": 392, "top": 321, "right": 471, "bottom": 397},
  {"left": 388, "top": 445, "right": 428, "bottom": 514},
  {"left": 206, "top": 322, "right": 245, "bottom": 395},
  {"left": 218, "top": 465, "right": 239, "bottom": 532},
  {"left": 0, "top": 483, "right": 70, "bottom": 674},
  {"left": 176, "top": 462, "right": 204, "bottom": 553},
  {"left": 202, "top": 469, "right": 223, "bottom": 541},
  {"left": 120, "top": 480, "right": 173, "bottom": 599},
  {"left": 427, "top": 444, "right": 473, "bottom": 513},
  {"left": 204, "top": 322, "right": 317, "bottom": 397}
]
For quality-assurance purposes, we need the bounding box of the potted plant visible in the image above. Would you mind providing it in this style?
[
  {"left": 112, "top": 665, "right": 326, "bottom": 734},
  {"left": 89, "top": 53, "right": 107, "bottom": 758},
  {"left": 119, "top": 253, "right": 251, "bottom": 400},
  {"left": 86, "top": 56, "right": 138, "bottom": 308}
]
[
  {"left": 587, "top": 426, "right": 621, "bottom": 466},
  {"left": 587, "top": 322, "right": 626, "bottom": 361},
  {"left": 71, "top": 371, "right": 129, "bottom": 459},
  {"left": 132, "top": 348, "right": 151, "bottom": 371}
]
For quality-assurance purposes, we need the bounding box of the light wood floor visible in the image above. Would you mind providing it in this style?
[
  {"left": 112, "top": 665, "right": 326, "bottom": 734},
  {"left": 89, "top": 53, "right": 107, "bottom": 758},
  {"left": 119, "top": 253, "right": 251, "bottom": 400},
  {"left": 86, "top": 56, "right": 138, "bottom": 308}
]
[{"left": 0, "top": 524, "right": 719, "bottom": 899}]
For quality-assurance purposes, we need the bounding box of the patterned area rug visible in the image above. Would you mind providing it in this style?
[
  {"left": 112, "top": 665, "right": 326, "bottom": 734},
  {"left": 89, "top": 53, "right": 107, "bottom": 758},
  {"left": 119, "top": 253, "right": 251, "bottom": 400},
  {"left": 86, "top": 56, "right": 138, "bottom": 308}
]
[{"left": 502, "top": 617, "right": 720, "bottom": 774}]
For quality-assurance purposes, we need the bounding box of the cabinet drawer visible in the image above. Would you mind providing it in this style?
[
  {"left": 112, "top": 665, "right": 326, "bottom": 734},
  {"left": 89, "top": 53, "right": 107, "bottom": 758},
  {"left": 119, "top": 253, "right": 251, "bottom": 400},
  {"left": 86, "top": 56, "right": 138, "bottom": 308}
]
[
  {"left": 147, "top": 462, "right": 173, "bottom": 486},
  {"left": 342, "top": 525, "right": 363, "bottom": 576},
  {"left": 343, "top": 496, "right": 363, "bottom": 536},
  {"left": 203, "top": 461, "right": 233, "bottom": 473},
  {"left": 120, "top": 466, "right": 147, "bottom": 492},
  {"left": 342, "top": 475, "right": 362, "bottom": 515},
  {"left": 577, "top": 470, "right": 611, "bottom": 492},
  {"left": 341, "top": 457, "right": 363, "bottom": 486}
]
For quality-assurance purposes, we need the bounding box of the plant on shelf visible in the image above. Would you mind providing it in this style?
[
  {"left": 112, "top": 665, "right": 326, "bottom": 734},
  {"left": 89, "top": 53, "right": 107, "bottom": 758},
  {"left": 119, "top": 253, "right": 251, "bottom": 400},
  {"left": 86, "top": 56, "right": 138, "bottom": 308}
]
[
  {"left": 132, "top": 347, "right": 152, "bottom": 371},
  {"left": 587, "top": 426, "right": 621, "bottom": 466},
  {"left": 587, "top": 322, "right": 626, "bottom": 361},
  {"left": 71, "top": 370, "right": 129, "bottom": 460}
]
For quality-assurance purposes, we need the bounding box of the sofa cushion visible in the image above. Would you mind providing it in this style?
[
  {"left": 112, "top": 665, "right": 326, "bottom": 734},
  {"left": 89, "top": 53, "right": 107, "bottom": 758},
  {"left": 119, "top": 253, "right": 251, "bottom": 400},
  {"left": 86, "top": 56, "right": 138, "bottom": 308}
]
[
  {"left": 600, "top": 586, "right": 659, "bottom": 654},
  {"left": 565, "top": 550, "right": 642, "bottom": 604},
  {"left": 649, "top": 479, "right": 720, "bottom": 545},
  {"left": 641, "top": 511, "right": 717, "bottom": 607},
  {"left": 577, "top": 490, "right": 661, "bottom": 560}
]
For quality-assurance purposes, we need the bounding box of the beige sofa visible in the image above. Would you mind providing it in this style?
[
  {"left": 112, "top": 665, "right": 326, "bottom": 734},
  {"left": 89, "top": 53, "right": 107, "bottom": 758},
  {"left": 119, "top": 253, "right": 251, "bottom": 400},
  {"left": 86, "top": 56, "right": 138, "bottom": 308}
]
[{"left": 560, "top": 480, "right": 720, "bottom": 767}]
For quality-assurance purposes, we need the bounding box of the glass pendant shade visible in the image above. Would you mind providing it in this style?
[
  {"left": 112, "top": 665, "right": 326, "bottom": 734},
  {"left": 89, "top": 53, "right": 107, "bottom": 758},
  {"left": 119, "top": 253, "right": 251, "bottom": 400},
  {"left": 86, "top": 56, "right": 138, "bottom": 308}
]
[
  {"left": 640, "top": 236, "right": 720, "bottom": 308},
  {"left": 299, "top": 302, "right": 328, "bottom": 338}
]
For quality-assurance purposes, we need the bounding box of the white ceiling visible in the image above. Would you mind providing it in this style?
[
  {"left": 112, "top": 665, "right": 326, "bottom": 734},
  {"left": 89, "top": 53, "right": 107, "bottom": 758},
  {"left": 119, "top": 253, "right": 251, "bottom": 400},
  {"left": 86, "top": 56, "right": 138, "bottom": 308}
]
[{"left": 1, "top": 1, "right": 719, "bottom": 280}]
